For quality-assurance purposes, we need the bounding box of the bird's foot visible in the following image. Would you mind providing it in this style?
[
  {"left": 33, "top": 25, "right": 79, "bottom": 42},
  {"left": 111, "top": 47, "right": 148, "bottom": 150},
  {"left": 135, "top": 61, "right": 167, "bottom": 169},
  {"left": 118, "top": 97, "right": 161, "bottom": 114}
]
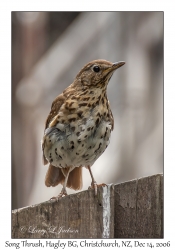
[
  {"left": 88, "top": 182, "right": 107, "bottom": 195},
  {"left": 50, "top": 189, "right": 67, "bottom": 200}
]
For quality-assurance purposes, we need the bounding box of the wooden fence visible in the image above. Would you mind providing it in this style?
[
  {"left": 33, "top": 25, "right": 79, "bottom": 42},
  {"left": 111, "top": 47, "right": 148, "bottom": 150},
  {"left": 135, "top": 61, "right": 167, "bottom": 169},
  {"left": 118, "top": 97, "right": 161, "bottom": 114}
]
[{"left": 12, "top": 174, "right": 163, "bottom": 238}]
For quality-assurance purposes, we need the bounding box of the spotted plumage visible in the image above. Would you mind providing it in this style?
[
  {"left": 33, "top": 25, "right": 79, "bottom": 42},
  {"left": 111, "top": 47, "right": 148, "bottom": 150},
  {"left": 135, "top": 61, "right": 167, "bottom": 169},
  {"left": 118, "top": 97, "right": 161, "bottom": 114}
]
[{"left": 42, "top": 59, "right": 125, "bottom": 199}]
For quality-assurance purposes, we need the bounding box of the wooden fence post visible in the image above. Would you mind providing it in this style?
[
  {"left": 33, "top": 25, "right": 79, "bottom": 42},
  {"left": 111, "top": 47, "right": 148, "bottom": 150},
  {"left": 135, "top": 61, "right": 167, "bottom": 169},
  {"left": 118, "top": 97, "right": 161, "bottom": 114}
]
[{"left": 12, "top": 174, "right": 163, "bottom": 238}]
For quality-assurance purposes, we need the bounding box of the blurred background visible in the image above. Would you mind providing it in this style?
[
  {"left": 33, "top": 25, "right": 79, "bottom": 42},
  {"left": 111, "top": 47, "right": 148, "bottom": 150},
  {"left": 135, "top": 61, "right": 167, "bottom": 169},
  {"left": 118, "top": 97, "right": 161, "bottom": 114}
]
[{"left": 12, "top": 12, "right": 163, "bottom": 209}]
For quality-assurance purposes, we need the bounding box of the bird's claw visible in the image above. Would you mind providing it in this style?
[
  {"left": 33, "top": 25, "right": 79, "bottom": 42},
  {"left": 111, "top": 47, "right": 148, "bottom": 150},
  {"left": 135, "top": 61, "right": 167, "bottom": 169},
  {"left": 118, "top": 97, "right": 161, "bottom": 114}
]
[
  {"left": 88, "top": 182, "right": 107, "bottom": 196},
  {"left": 50, "top": 190, "right": 67, "bottom": 200}
]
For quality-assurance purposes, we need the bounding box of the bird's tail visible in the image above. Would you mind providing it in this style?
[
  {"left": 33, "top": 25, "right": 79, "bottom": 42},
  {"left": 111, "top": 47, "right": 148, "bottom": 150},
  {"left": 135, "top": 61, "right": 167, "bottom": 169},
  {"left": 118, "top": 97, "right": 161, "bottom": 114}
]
[
  {"left": 45, "top": 164, "right": 83, "bottom": 190},
  {"left": 66, "top": 167, "right": 83, "bottom": 190},
  {"left": 45, "top": 164, "right": 65, "bottom": 187}
]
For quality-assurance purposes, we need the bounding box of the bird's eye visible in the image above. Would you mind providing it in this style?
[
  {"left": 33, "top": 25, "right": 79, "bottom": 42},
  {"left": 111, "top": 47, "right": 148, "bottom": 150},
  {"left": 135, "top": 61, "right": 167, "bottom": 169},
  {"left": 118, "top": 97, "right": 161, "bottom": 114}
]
[{"left": 93, "top": 65, "right": 100, "bottom": 73}]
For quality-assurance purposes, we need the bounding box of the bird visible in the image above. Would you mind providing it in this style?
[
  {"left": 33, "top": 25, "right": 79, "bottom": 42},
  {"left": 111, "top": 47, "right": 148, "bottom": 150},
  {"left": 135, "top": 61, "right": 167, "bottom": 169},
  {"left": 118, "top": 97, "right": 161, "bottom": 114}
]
[{"left": 42, "top": 59, "right": 125, "bottom": 199}]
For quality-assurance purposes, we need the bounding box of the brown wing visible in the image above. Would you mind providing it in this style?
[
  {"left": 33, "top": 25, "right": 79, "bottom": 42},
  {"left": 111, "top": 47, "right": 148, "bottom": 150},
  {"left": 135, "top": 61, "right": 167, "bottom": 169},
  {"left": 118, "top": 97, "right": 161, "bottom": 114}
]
[
  {"left": 108, "top": 100, "right": 114, "bottom": 130},
  {"left": 42, "top": 93, "right": 65, "bottom": 165},
  {"left": 45, "top": 93, "right": 65, "bottom": 129},
  {"left": 109, "top": 108, "right": 114, "bottom": 130}
]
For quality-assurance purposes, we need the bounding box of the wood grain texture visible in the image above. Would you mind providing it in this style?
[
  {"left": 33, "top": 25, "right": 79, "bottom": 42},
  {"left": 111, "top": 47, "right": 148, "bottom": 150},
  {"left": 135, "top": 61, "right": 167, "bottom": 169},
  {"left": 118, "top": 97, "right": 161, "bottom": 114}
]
[
  {"left": 114, "top": 174, "right": 163, "bottom": 238},
  {"left": 114, "top": 179, "right": 137, "bottom": 238},
  {"left": 12, "top": 174, "right": 163, "bottom": 239},
  {"left": 12, "top": 187, "right": 113, "bottom": 239}
]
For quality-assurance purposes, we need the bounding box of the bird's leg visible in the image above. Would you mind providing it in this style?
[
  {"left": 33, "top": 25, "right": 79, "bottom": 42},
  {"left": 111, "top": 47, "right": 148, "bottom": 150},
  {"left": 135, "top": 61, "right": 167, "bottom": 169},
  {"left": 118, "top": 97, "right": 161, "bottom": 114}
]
[
  {"left": 87, "top": 166, "right": 107, "bottom": 196},
  {"left": 88, "top": 166, "right": 98, "bottom": 195},
  {"left": 50, "top": 168, "right": 71, "bottom": 200}
]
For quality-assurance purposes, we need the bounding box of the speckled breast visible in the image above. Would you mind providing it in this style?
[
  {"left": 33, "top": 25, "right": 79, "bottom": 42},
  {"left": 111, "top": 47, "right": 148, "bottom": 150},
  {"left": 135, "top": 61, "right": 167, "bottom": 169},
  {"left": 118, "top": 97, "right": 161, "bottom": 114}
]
[{"left": 43, "top": 116, "right": 112, "bottom": 168}]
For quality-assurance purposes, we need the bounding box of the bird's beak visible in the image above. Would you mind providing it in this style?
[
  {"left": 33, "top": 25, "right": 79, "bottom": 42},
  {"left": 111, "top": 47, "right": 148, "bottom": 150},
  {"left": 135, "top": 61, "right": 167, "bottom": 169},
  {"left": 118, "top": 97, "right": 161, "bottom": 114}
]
[
  {"left": 112, "top": 61, "right": 125, "bottom": 70},
  {"left": 104, "top": 61, "right": 125, "bottom": 76}
]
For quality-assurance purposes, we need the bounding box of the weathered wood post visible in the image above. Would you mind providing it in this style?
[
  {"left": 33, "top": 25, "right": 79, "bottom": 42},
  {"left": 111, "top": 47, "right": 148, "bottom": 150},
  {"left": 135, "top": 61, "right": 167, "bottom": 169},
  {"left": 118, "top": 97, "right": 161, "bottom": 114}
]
[{"left": 12, "top": 174, "right": 163, "bottom": 238}]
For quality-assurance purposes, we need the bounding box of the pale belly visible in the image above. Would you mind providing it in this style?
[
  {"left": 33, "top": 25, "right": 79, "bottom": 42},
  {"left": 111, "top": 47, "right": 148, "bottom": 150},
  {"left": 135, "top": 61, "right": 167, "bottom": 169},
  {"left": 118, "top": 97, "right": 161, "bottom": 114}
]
[{"left": 43, "top": 119, "right": 112, "bottom": 168}]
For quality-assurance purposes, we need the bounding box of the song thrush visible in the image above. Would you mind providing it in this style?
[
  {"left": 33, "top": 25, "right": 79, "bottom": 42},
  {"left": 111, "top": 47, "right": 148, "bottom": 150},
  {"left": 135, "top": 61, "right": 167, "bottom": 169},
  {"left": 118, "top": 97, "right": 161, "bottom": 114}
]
[{"left": 42, "top": 59, "right": 125, "bottom": 199}]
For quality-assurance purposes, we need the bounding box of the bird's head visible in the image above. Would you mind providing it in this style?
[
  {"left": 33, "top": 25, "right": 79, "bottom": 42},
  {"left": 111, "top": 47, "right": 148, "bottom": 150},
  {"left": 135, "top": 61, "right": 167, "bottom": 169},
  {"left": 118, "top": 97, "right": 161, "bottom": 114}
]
[{"left": 75, "top": 59, "right": 125, "bottom": 88}]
